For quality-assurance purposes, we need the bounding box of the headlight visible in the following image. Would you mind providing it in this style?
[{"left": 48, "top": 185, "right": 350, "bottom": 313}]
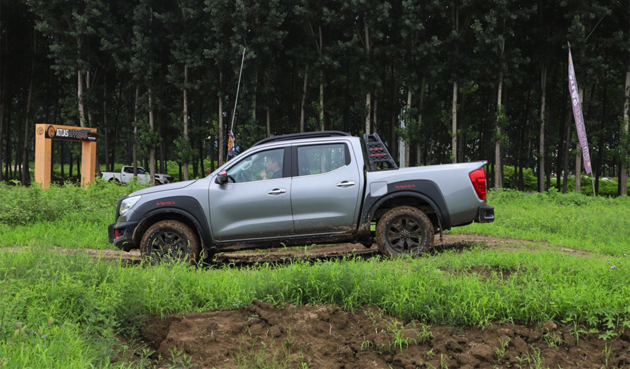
[{"left": 120, "top": 195, "right": 142, "bottom": 215}]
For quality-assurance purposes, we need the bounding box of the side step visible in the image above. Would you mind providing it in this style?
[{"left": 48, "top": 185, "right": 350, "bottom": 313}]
[{"left": 363, "top": 133, "right": 398, "bottom": 171}]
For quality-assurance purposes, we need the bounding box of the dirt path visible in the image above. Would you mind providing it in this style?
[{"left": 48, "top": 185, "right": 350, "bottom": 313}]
[
  {"left": 78, "top": 233, "right": 550, "bottom": 265},
  {"left": 3, "top": 233, "right": 589, "bottom": 265},
  {"left": 130, "top": 300, "right": 630, "bottom": 369}
]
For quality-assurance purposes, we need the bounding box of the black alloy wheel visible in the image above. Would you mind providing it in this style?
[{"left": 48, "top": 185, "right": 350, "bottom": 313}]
[
  {"left": 375, "top": 206, "right": 434, "bottom": 257},
  {"left": 140, "top": 220, "right": 200, "bottom": 265}
]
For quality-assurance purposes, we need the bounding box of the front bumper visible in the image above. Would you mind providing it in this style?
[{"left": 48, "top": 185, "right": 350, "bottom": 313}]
[
  {"left": 477, "top": 205, "right": 495, "bottom": 223},
  {"left": 108, "top": 221, "right": 140, "bottom": 251}
]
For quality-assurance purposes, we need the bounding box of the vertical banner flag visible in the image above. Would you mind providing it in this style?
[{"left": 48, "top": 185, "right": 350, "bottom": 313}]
[
  {"left": 227, "top": 130, "right": 236, "bottom": 160},
  {"left": 568, "top": 42, "right": 592, "bottom": 174}
]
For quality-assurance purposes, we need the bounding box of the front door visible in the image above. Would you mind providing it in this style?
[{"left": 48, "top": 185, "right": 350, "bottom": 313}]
[
  {"left": 291, "top": 142, "right": 362, "bottom": 234},
  {"left": 209, "top": 147, "right": 294, "bottom": 241}
]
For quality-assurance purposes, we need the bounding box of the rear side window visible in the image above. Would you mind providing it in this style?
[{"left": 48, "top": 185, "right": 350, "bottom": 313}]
[{"left": 297, "top": 143, "right": 350, "bottom": 176}]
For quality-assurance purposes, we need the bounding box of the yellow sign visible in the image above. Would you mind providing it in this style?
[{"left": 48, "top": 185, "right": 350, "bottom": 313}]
[{"left": 35, "top": 124, "right": 97, "bottom": 189}]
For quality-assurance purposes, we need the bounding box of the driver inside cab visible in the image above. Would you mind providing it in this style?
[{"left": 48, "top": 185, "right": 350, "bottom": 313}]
[{"left": 261, "top": 151, "right": 282, "bottom": 180}]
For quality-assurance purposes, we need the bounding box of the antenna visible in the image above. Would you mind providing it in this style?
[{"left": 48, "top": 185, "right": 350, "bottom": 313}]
[{"left": 230, "top": 47, "right": 246, "bottom": 133}]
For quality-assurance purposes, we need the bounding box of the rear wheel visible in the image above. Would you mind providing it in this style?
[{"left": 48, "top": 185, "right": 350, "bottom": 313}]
[
  {"left": 375, "top": 206, "right": 434, "bottom": 257},
  {"left": 140, "top": 220, "right": 200, "bottom": 265}
]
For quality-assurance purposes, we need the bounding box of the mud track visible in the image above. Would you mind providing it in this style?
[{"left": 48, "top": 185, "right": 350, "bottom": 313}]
[
  {"left": 84, "top": 233, "right": 561, "bottom": 266},
  {"left": 131, "top": 301, "right": 630, "bottom": 368}
]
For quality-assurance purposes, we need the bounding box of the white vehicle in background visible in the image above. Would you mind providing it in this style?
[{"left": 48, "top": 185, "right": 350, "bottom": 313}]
[{"left": 101, "top": 166, "right": 174, "bottom": 185}]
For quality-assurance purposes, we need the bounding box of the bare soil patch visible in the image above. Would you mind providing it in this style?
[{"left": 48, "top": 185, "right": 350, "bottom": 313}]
[{"left": 137, "top": 301, "right": 630, "bottom": 369}]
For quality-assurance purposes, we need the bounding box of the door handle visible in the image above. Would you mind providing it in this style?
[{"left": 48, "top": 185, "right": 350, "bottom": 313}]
[
  {"left": 268, "top": 188, "right": 287, "bottom": 195},
  {"left": 336, "top": 180, "right": 356, "bottom": 188}
]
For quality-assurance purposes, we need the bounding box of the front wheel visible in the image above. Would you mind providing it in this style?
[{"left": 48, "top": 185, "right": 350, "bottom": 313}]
[
  {"left": 375, "top": 206, "right": 434, "bottom": 257},
  {"left": 140, "top": 220, "right": 200, "bottom": 265}
]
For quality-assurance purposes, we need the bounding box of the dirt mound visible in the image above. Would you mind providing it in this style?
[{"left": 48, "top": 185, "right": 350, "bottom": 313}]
[{"left": 141, "top": 301, "right": 630, "bottom": 368}]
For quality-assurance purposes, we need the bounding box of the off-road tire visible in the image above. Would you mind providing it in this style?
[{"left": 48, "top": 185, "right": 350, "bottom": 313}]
[
  {"left": 140, "top": 220, "right": 200, "bottom": 265},
  {"left": 375, "top": 206, "right": 434, "bottom": 257}
]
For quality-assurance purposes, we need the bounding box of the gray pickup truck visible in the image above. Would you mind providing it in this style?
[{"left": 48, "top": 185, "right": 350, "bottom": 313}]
[{"left": 108, "top": 131, "right": 494, "bottom": 263}]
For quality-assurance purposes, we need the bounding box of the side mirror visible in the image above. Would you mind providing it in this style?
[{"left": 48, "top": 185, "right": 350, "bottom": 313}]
[{"left": 215, "top": 171, "right": 228, "bottom": 184}]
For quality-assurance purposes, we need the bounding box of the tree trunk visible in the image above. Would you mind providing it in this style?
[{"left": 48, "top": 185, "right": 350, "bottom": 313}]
[
  {"left": 22, "top": 29, "right": 36, "bottom": 185},
  {"left": 563, "top": 109, "right": 572, "bottom": 194},
  {"left": 494, "top": 36, "right": 505, "bottom": 190},
  {"left": 112, "top": 79, "right": 123, "bottom": 172},
  {"left": 319, "top": 69, "right": 324, "bottom": 131},
  {"left": 86, "top": 71, "right": 93, "bottom": 127},
  {"left": 398, "top": 89, "right": 410, "bottom": 168},
  {"left": 0, "top": 49, "right": 6, "bottom": 182},
  {"left": 182, "top": 65, "right": 189, "bottom": 180},
  {"left": 390, "top": 63, "right": 396, "bottom": 156},
  {"left": 621, "top": 70, "right": 630, "bottom": 196},
  {"left": 149, "top": 83, "right": 156, "bottom": 185},
  {"left": 218, "top": 72, "right": 224, "bottom": 166},
  {"left": 133, "top": 87, "right": 139, "bottom": 176},
  {"left": 300, "top": 65, "right": 308, "bottom": 133},
  {"left": 404, "top": 89, "right": 412, "bottom": 167},
  {"left": 365, "top": 93, "right": 371, "bottom": 134},
  {"left": 198, "top": 95, "right": 204, "bottom": 176},
  {"left": 416, "top": 76, "right": 426, "bottom": 166},
  {"left": 77, "top": 63, "right": 86, "bottom": 126},
  {"left": 252, "top": 68, "right": 258, "bottom": 122},
  {"left": 5, "top": 97, "right": 12, "bottom": 180},
  {"left": 104, "top": 75, "right": 109, "bottom": 171},
  {"left": 539, "top": 65, "right": 547, "bottom": 192},
  {"left": 374, "top": 88, "right": 378, "bottom": 134},
  {"left": 158, "top": 103, "right": 165, "bottom": 174},
  {"left": 557, "top": 84, "right": 569, "bottom": 191},
  {"left": 318, "top": 25, "right": 324, "bottom": 131},
  {"left": 451, "top": 81, "right": 457, "bottom": 163},
  {"left": 595, "top": 83, "right": 607, "bottom": 195},
  {"left": 266, "top": 69, "right": 271, "bottom": 137}
]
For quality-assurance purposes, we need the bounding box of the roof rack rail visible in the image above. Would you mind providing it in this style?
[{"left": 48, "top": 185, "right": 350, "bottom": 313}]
[
  {"left": 363, "top": 133, "right": 398, "bottom": 171},
  {"left": 252, "top": 131, "right": 351, "bottom": 147}
]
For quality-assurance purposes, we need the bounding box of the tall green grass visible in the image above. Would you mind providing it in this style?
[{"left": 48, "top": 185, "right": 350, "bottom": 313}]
[
  {"left": 1, "top": 246, "right": 629, "bottom": 367},
  {"left": 0, "top": 180, "right": 143, "bottom": 248},
  {"left": 452, "top": 189, "right": 630, "bottom": 255}
]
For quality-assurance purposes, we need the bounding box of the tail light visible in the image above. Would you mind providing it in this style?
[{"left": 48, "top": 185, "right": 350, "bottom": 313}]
[{"left": 469, "top": 168, "right": 487, "bottom": 200}]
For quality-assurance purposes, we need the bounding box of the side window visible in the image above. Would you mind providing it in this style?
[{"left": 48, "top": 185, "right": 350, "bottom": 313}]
[
  {"left": 227, "top": 148, "right": 285, "bottom": 183},
  {"left": 137, "top": 168, "right": 147, "bottom": 174},
  {"left": 297, "top": 144, "right": 349, "bottom": 176},
  {"left": 123, "top": 167, "right": 133, "bottom": 174}
]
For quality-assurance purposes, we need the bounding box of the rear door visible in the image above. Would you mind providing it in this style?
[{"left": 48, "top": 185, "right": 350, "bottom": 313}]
[{"left": 290, "top": 141, "right": 362, "bottom": 234}]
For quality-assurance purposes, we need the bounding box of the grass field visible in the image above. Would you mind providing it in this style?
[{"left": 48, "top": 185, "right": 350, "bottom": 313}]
[
  {"left": 1, "top": 181, "right": 629, "bottom": 255},
  {"left": 1, "top": 184, "right": 630, "bottom": 367}
]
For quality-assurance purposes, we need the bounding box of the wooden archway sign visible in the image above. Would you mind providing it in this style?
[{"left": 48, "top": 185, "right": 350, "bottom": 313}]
[{"left": 35, "top": 124, "right": 97, "bottom": 189}]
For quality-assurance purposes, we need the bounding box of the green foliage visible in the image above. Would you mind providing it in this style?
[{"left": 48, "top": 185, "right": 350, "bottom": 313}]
[
  {"left": 0, "top": 180, "right": 143, "bottom": 248},
  {"left": 502, "top": 165, "right": 537, "bottom": 192}
]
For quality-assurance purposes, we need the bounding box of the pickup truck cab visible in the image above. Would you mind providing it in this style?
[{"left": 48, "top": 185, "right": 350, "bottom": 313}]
[
  {"left": 101, "top": 166, "right": 174, "bottom": 186},
  {"left": 108, "top": 131, "right": 494, "bottom": 263}
]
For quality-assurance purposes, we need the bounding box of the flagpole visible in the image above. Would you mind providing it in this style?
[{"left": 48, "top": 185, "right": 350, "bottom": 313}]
[{"left": 590, "top": 172, "right": 596, "bottom": 197}]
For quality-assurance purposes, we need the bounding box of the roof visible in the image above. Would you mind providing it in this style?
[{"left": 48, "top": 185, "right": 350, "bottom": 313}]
[{"left": 251, "top": 131, "right": 351, "bottom": 147}]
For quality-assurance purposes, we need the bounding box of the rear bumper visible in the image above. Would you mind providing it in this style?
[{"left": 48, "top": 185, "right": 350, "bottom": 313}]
[
  {"left": 477, "top": 205, "right": 495, "bottom": 223},
  {"left": 108, "top": 221, "right": 140, "bottom": 251}
]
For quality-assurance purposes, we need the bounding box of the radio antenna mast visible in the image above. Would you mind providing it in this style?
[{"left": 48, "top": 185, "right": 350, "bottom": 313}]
[{"left": 230, "top": 47, "right": 246, "bottom": 133}]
